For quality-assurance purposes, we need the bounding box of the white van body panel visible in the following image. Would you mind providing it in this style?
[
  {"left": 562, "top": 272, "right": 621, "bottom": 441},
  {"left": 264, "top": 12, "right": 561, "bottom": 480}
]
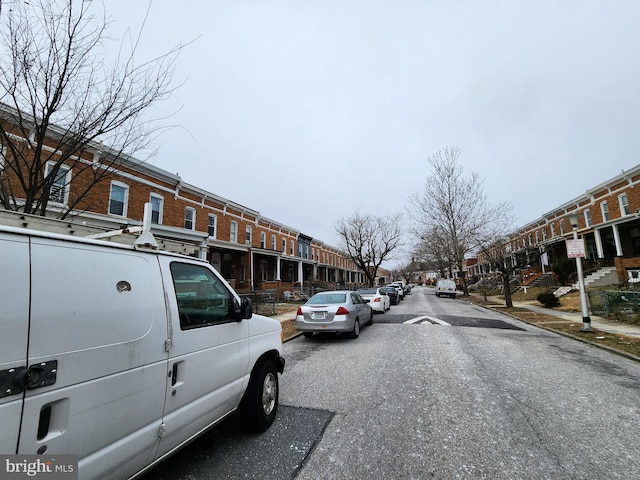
[
  {"left": 0, "top": 225, "right": 284, "bottom": 480},
  {"left": 20, "top": 236, "right": 170, "bottom": 478},
  {"left": 0, "top": 232, "right": 30, "bottom": 454}
]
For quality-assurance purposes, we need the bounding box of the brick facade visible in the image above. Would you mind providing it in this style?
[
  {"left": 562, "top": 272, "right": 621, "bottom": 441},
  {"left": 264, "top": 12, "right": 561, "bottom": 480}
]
[
  {"left": 1, "top": 121, "right": 365, "bottom": 294},
  {"left": 478, "top": 166, "right": 640, "bottom": 286}
]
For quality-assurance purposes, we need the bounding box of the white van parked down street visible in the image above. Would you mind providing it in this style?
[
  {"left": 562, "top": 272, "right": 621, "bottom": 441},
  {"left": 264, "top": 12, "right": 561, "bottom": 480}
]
[{"left": 0, "top": 221, "right": 285, "bottom": 479}]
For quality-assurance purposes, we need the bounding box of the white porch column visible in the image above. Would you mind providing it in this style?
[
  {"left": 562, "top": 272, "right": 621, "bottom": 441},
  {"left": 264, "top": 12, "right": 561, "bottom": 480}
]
[
  {"left": 276, "top": 255, "right": 281, "bottom": 281},
  {"left": 298, "top": 260, "right": 304, "bottom": 287},
  {"left": 594, "top": 228, "right": 604, "bottom": 258},
  {"left": 250, "top": 250, "right": 255, "bottom": 289},
  {"left": 613, "top": 224, "right": 623, "bottom": 256}
]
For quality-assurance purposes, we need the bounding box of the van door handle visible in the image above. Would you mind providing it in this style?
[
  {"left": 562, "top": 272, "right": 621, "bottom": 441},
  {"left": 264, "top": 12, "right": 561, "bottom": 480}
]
[{"left": 171, "top": 363, "right": 178, "bottom": 386}]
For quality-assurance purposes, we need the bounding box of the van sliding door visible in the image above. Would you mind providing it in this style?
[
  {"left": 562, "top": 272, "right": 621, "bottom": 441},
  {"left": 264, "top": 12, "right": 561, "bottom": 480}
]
[{"left": 18, "top": 239, "right": 170, "bottom": 480}]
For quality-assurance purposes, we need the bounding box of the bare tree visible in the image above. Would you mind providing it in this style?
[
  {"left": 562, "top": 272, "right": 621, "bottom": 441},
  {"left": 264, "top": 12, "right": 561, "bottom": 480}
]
[
  {"left": 336, "top": 211, "right": 403, "bottom": 287},
  {"left": 408, "top": 147, "right": 514, "bottom": 296},
  {"left": 0, "top": 0, "right": 180, "bottom": 218},
  {"left": 413, "top": 225, "right": 457, "bottom": 279},
  {"left": 478, "top": 237, "right": 545, "bottom": 307}
]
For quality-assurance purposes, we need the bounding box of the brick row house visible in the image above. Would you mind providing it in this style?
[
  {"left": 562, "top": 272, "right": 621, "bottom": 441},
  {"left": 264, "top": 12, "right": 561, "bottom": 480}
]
[
  {"left": 467, "top": 165, "right": 640, "bottom": 288},
  {"left": 0, "top": 109, "right": 365, "bottom": 297}
]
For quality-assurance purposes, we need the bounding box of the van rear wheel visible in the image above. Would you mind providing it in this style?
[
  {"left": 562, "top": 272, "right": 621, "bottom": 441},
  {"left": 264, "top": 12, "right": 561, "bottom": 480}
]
[{"left": 241, "top": 360, "right": 279, "bottom": 431}]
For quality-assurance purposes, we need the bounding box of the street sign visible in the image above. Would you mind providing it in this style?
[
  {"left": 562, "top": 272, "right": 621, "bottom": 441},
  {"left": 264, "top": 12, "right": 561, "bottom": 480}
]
[{"left": 566, "top": 239, "right": 585, "bottom": 258}]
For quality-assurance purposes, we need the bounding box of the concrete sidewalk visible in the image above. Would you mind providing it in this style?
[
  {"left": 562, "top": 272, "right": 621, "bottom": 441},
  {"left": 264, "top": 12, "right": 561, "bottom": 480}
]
[
  {"left": 478, "top": 295, "right": 640, "bottom": 339},
  {"left": 271, "top": 310, "right": 298, "bottom": 323}
]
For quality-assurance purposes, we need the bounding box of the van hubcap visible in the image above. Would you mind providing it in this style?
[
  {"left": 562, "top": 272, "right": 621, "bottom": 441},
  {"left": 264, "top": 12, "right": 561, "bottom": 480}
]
[{"left": 262, "top": 373, "right": 277, "bottom": 415}]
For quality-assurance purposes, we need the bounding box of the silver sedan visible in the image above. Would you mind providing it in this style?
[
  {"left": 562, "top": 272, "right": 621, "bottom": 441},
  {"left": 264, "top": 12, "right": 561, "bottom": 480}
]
[{"left": 295, "top": 290, "right": 373, "bottom": 339}]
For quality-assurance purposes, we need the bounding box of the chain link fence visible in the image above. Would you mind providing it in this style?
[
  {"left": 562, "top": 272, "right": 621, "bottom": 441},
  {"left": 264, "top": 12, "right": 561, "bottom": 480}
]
[{"left": 588, "top": 290, "right": 640, "bottom": 318}]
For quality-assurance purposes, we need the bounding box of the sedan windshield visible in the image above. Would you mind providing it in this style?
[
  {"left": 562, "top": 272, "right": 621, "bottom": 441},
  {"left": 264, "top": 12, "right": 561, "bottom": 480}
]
[{"left": 308, "top": 293, "right": 347, "bottom": 304}]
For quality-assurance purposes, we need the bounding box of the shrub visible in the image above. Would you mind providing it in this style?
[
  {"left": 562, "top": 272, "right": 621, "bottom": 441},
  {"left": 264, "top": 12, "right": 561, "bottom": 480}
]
[{"left": 537, "top": 292, "right": 560, "bottom": 308}]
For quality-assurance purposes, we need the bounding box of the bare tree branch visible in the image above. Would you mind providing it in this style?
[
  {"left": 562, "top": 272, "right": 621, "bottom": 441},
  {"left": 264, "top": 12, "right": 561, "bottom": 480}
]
[
  {"left": 408, "top": 147, "right": 514, "bottom": 295},
  {"left": 336, "top": 211, "right": 403, "bottom": 286},
  {"left": 0, "top": 0, "right": 182, "bottom": 218}
]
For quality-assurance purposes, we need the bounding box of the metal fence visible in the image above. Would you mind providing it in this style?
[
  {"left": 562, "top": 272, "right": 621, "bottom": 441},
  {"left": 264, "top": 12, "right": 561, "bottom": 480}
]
[
  {"left": 588, "top": 290, "right": 640, "bottom": 318},
  {"left": 240, "top": 289, "right": 277, "bottom": 316}
]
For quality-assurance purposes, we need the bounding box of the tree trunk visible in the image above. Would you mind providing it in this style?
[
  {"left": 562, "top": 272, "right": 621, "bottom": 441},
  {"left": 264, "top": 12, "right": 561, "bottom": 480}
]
[{"left": 503, "top": 274, "right": 513, "bottom": 308}]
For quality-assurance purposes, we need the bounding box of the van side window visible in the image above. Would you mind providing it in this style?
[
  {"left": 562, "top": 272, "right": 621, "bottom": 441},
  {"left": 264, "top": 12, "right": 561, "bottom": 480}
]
[{"left": 170, "top": 262, "right": 234, "bottom": 329}]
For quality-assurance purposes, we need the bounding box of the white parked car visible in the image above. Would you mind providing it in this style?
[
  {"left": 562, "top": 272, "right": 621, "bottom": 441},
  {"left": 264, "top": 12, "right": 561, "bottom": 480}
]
[
  {"left": 357, "top": 287, "right": 390, "bottom": 313},
  {"left": 0, "top": 224, "right": 285, "bottom": 480}
]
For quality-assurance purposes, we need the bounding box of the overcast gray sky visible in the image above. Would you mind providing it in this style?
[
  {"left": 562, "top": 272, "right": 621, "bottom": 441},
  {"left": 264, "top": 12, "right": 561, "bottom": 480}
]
[{"left": 102, "top": 0, "right": 640, "bottom": 256}]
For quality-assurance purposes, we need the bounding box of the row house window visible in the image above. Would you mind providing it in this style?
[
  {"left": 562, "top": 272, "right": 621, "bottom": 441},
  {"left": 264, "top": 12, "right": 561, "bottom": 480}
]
[
  {"left": 151, "top": 194, "right": 163, "bottom": 224},
  {"left": 46, "top": 162, "right": 71, "bottom": 205},
  {"left": 260, "top": 232, "right": 266, "bottom": 249},
  {"left": 207, "top": 214, "right": 216, "bottom": 237},
  {"left": 584, "top": 209, "right": 592, "bottom": 228},
  {"left": 108, "top": 181, "right": 129, "bottom": 217},
  {"left": 245, "top": 225, "right": 252, "bottom": 245},
  {"left": 550, "top": 223, "right": 556, "bottom": 237},
  {"left": 290, "top": 240, "right": 294, "bottom": 255},
  {"left": 272, "top": 234, "right": 276, "bottom": 250},
  {"left": 184, "top": 207, "right": 196, "bottom": 230},
  {"left": 601, "top": 201, "right": 610, "bottom": 221},
  {"left": 282, "top": 239, "right": 286, "bottom": 253},
  {"left": 619, "top": 193, "right": 630, "bottom": 216},
  {"left": 230, "top": 221, "right": 238, "bottom": 243}
]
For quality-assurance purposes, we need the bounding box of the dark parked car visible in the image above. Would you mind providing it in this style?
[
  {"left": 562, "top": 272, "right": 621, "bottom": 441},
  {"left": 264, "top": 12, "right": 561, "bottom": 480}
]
[{"left": 379, "top": 286, "right": 399, "bottom": 305}]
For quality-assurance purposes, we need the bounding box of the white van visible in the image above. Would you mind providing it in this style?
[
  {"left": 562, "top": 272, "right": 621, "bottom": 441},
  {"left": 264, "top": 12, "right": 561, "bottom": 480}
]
[
  {"left": 435, "top": 279, "right": 457, "bottom": 298},
  {"left": 0, "top": 224, "right": 285, "bottom": 479}
]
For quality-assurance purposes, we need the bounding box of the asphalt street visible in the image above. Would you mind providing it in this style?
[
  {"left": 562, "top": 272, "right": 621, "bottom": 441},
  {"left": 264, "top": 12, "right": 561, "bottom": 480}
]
[{"left": 142, "top": 286, "right": 640, "bottom": 480}]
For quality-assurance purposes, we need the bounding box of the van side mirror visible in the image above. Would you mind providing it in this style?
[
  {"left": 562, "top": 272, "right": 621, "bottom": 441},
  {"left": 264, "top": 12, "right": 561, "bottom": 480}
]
[{"left": 233, "top": 296, "right": 253, "bottom": 321}]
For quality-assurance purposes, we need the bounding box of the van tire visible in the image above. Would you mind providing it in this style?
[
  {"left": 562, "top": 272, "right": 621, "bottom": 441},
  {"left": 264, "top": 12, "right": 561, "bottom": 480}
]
[{"left": 241, "top": 360, "right": 279, "bottom": 432}]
